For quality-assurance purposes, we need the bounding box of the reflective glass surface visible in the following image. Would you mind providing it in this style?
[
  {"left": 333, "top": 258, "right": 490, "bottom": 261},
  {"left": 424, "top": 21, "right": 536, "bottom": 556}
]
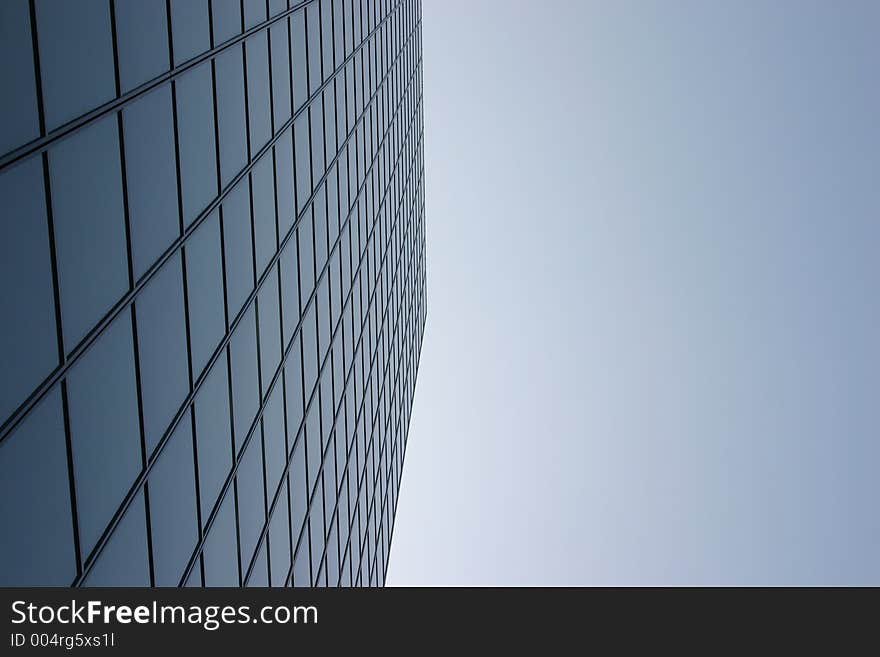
[{"left": 0, "top": 0, "right": 426, "bottom": 588}]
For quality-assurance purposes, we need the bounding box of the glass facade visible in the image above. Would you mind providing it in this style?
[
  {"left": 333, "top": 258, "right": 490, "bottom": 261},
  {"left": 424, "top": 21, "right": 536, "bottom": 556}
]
[{"left": 0, "top": 0, "right": 426, "bottom": 587}]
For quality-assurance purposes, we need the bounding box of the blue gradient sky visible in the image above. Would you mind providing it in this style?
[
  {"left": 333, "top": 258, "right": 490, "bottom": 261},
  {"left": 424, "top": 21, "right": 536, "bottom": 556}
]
[{"left": 387, "top": 0, "right": 880, "bottom": 585}]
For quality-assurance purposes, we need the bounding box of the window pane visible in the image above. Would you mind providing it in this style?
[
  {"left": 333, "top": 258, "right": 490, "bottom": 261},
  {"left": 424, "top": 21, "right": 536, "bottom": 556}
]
[
  {"left": 275, "top": 131, "right": 295, "bottom": 240},
  {"left": 336, "top": 473, "right": 350, "bottom": 562},
  {"left": 337, "top": 144, "right": 349, "bottom": 214},
  {"left": 211, "top": 0, "right": 241, "bottom": 45},
  {"left": 83, "top": 492, "right": 150, "bottom": 587},
  {"left": 236, "top": 433, "right": 265, "bottom": 570},
  {"left": 331, "top": 335, "right": 344, "bottom": 423},
  {"left": 230, "top": 305, "right": 260, "bottom": 453},
  {"left": 298, "top": 211, "right": 315, "bottom": 307},
  {"left": 280, "top": 242, "right": 300, "bottom": 345},
  {"left": 345, "top": 62, "right": 355, "bottom": 134},
  {"left": 332, "top": 0, "right": 344, "bottom": 69},
  {"left": 203, "top": 490, "right": 239, "bottom": 586},
  {"left": 305, "top": 401, "right": 321, "bottom": 496},
  {"left": 258, "top": 269, "right": 282, "bottom": 394},
  {"left": 195, "top": 351, "right": 233, "bottom": 525},
  {"left": 245, "top": 32, "right": 272, "bottom": 153},
  {"left": 170, "top": 0, "right": 210, "bottom": 65},
  {"left": 270, "top": 21, "right": 292, "bottom": 128},
  {"left": 176, "top": 62, "right": 218, "bottom": 228},
  {"left": 322, "top": 435, "right": 336, "bottom": 514},
  {"left": 136, "top": 253, "right": 189, "bottom": 458},
  {"left": 331, "top": 220, "right": 352, "bottom": 302},
  {"left": 185, "top": 210, "right": 225, "bottom": 377},
  {"left": 290, "top": 10, "right": 308, "bottom": 112},
  {"left": 0, "top": 389, "right": 75, "bottom": 586},
  {"left": 36, "top": 0, "right": 115, "bottom": 131},
  {"left": 268, "top": 0, "right": 287, "bottom": 18},
  {"left": 0, "top": 157, "right": 57, "bottom": 425},
  {"left": 251, "top": 155, "right": 277, "bottom": 277},
  {"left": 294, "top": 111, "right": 312, "bottom": 213},
  {"left": 115, "top": 0, "right": 170, "bottom": 93},
  {"left": 0, "top": 0, "right": 39, "bottom": 154},
  {"left": 343, "top": 0, "right": 354, "bottom": 58},
  {"left": 222, "top": 178, "right": 254, "bottom": 320},
  {"left": 268, "top": 491, "right": 291, "bottom": 586},
  {"left": 123, "top": 85, "right": 180, "bottom": 280},
  {"left": 326, "top": 515, "right": 339, "bottom": 586},
  {"left": 284, "top": 339, "right": 304, "bottom": 440},
  {"left": 351, "top": 0, "right": 362, "bottom": 48},
  {"left": 323, "top": 87, "right": 338, "bottom": 163},
  {"left": 316, "top": 275, "right": 331, "bottom": 359},
  {"left": 310, "top": 103, "right": 326, "bottom": 185},
  {"left": 313, "top": 186, "right": 329, "bottom": 273},
  {"left": 306, "top": 3, "right": 322, "bottom": 95},
  {"left": 321, "top": 0, "right": 335, "bottom": 79},
  {"left": 148, "top": 414, "right": 198, "bottom": 586},
  {"left": 215, "top": 45, "right": 248, "bottom": 187},
  {"left": 301, "top": 302, "right": 318, "bottom": 402},
  {"left": 242, "top": 0, "right": 265, "bottom": 30},
  {"left": 262, "top": 384, "right": 286, "bottom": 499},
  {"left": 67, "top": 311, "right": 141, "bottom": 557},
  {"left": 50, "top": 115, "right": 128, "bottom": 351}
]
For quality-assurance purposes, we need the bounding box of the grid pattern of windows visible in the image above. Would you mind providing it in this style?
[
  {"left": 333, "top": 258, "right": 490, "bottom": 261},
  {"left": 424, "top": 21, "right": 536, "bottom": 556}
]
[{"left": 0, "top": 0, "right": 426, "bottom": 588}]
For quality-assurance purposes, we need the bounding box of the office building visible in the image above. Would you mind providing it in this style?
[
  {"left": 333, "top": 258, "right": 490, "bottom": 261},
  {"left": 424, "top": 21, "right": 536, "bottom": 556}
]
[{"left": 0, "top": 0, "right": 426, "bottom": 587}]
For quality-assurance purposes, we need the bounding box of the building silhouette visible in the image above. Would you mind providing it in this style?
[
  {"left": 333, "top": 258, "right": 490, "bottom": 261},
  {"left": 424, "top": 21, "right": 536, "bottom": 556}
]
[{"left": 0, "top": 0, "right": 425, "bottom": 587}]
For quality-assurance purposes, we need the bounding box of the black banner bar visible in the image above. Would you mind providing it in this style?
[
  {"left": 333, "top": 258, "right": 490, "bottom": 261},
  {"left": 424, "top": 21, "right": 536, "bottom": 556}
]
[{"left": 0, "top": 587, "right": 873, "bottom": 651}]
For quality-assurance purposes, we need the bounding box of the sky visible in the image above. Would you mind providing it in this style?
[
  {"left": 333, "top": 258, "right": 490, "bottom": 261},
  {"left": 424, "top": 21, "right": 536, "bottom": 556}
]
[{"left": 385, "top": 0, "right": 880, "bottom": 586}]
